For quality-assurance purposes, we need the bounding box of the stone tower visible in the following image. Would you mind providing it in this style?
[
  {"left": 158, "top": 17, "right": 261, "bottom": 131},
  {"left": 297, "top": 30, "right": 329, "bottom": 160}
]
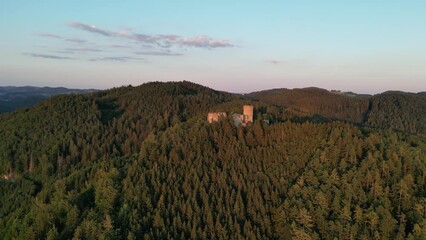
[{"left": 243, "top": 105, "right": 253, "bottom": 124}]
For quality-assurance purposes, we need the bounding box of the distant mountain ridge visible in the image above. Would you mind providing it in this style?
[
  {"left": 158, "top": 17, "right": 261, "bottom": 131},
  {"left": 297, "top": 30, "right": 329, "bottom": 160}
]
[
  {"left": 1, "top": 84, "right": 424, "bottom": 134},
  {"left": 0, "top": 86, "right": 97, "bottom": 113}
]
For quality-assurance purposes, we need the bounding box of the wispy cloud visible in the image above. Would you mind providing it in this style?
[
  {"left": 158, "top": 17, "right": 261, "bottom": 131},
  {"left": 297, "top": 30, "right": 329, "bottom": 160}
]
[
  {"left": 180, "top": 35, "right": 233, "bottom": 48},
  {"left": 34, "top": 33, "right": 87, "bottom": 46},
  {"left": 24, "top": 53, "right": 74, "bottom": 60},
  {"left": 69, "top": 21, "right": 235, "bottom": 49},
  {"left": 51, "top": 50, "right": 76, "bottom": 54},
  {"left": 266, "top": 60, "right": 280, "bottom": 64},
  {"left": 69, "top": 21, "right": 112, "bottom": 36},
  {"left": 34, "top": 32, "right": 63, "bottom": 39},
  {"left": 31, "top": 21, "right": 234, "bottom": 62},
  {"left": 111, "top": 44, "right": 132, "bottom": 49},
  {"left": 89, "top": 56, "right": 146, "bottom": 62},
  {"left": 135, "top": 50, "right": 182, "bottom": 56},
  {"left": 66, "top": 38, "right": 86, "bottom": 44},
  {"left": 65, "top": 47, "right": 103, "bottom": 53}
]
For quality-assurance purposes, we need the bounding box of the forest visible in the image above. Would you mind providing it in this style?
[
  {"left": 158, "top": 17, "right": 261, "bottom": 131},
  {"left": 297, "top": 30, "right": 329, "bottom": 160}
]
[
  {"left": 0, "top": 81, "right": 425, "bottom": 239},
  {"left": 248, "top": 88, "right": 426, "bottom": 135}
]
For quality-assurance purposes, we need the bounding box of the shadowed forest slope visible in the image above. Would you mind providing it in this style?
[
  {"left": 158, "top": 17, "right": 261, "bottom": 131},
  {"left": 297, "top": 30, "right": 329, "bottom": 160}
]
[{"left": 366, "top": 92, "right": 426, "bottom": 135}]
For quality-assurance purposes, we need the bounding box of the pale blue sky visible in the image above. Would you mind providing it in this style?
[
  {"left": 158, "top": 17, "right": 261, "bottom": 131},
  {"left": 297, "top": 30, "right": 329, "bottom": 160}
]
[{"left": 0, "top": 0, "right": 425, "bottom": 93}]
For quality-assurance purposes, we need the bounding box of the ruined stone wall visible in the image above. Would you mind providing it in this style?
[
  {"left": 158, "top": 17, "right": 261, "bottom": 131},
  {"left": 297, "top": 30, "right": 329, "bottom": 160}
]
[{"left": 207, "top": 112, "right": 227, "bottom": 123}]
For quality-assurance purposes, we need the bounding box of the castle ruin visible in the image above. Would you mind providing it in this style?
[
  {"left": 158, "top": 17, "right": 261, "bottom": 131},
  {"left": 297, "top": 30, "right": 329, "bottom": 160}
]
[{"left": 208, "top": 105, "right": 254, "bottom": 126}]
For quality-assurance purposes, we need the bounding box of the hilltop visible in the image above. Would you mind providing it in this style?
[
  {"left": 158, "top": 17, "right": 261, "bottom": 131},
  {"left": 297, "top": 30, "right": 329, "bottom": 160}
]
[{"left": 248, "top": 87, "right": 426, "bottom": 135}]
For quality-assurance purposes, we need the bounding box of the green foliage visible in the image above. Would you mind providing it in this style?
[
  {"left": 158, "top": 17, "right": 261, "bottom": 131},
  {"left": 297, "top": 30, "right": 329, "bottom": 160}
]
[
  {"left": 248, "top": 87, "right": 370, "bottom": 122},
  {"left": 367, "top": 92, "right": 426, "bottom": 135},
  {"left": 0, "top": 81, "right": 425, "bottom": 239},
  {"left": 248, "top": 88, "right": 426, "bottom": 135}
]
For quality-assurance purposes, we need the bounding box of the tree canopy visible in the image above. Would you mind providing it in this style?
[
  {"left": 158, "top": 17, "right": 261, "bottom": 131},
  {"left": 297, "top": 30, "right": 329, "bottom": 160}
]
[{"left": 0, "top": 81, "right": 425, "bottom": 239}]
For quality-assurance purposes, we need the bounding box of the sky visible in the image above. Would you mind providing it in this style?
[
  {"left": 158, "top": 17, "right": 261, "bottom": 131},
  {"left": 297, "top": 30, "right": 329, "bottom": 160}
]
[{"left": 0, "top": 1, "right": 425, "bottom": 94}]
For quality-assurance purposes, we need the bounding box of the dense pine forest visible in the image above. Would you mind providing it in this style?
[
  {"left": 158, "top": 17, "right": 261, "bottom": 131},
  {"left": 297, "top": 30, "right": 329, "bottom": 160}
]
[
  {"left": 248, "top": 88, "right": 426, "bottom": 135},
  {"left": 0, "top": 81, "right": 425, "bottom": 239}
]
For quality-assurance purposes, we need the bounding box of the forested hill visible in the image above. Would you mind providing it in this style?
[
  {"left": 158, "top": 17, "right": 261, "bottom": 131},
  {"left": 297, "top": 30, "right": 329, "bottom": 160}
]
[
  {"left": 247, "top": 87, "right": 370, "bottom": 122},
  {"left": 0, "top": 86, "right": 96, "bottom": 113},
  {"left": 0, "top": 81, "right": 240, "bottom": 175},
  {"left": 367, "top": 92, "right": 426, "bottom": 135},
  {"left": 247, "top": 88, "right": 426, "bottom": 135},
  {"left": 0, "top": 81, "right": 425, "bottom": 239}
]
